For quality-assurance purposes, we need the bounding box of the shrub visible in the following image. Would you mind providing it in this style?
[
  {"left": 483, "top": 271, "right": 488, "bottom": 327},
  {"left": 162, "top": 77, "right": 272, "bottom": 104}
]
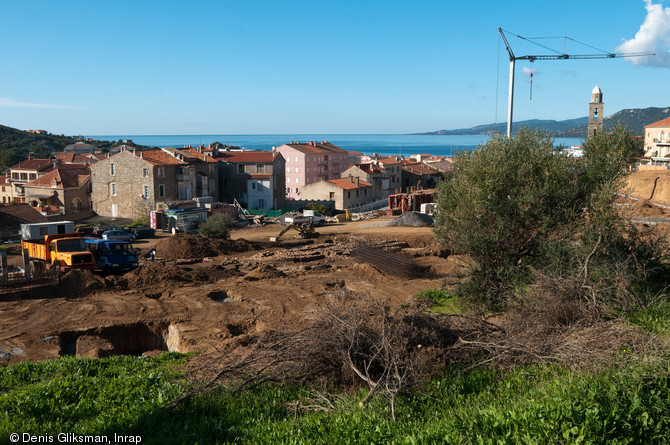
[
  {"left": 434, "top": 126, "right": 668, "bottom": 312},
  {"left": 199, "top": 213, "right": 234, "bottom": 239}
]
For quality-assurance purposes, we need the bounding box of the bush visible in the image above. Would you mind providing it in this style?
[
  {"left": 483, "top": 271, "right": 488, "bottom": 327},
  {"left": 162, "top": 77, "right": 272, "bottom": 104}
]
[
  {"left": 198, "top": 213, "right": 234, "bottom": 239},
  {"left": 434, "top": 126, "right": 668, "bottom": 311}
]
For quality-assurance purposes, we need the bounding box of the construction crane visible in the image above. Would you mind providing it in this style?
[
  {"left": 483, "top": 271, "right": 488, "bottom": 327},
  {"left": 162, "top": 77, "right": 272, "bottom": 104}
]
[{"left": 498, "top": 27, "right": 654, "bottom": 138}]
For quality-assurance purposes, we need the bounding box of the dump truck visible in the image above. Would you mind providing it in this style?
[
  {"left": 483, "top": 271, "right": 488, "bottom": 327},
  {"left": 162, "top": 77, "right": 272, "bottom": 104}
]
[{"left": 21, "top": 223, "right": 96, "bottom": 272}]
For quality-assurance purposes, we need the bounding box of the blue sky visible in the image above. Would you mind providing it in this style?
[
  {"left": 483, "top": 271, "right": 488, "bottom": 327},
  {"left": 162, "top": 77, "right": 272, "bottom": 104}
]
[{"left": 1, "top": 0, "right": 668, "bottom": 135}]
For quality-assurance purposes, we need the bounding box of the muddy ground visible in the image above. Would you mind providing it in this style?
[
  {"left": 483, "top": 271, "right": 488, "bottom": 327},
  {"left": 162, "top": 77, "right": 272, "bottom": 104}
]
[
  {"left": 2, "top": 171, "right": 670, "bottom": 366},
  {"left": 0, "top": 215, "right": 473, "bottom": 364}
]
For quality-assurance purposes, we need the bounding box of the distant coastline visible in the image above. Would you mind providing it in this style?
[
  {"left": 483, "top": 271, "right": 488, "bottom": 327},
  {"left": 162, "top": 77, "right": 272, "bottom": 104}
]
[{"left": 90, "top": 134, "right": 583, "bottom": 158}]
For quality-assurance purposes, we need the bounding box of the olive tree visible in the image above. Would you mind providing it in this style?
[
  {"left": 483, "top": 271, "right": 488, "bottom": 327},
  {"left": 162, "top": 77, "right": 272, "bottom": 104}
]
[{"left": 434, "top": 126, "right": 666, "bottom": 311}]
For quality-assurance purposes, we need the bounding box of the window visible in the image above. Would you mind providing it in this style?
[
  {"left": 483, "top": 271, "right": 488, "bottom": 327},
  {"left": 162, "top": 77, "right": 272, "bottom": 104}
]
[
  {"left": 295, "top": 157, "right": 298, "bottom": 163},
  {"left": 143, "top": 168, "right": 149, "bottom": 177},
  {"left": 258, "top": 199, "right": 265, "bottom": 208},
  {"left": 295, "top": 167, "right": 299, "bottom": 173},
  {"left": 159, "top": 184, "right": 165, "bottom": 198},
  {"left": 143, "top": 185, "right": 150, "bottom": 198},
  {"left": 295, "top": 177, "right": 299, "bottom": 183},
  {"left": 11, "top": 173, "right": 18, "bottom": 179},
  {"left": 252, "top": 182, "right": 256, "bottom": 190},
  {"left": 20, "top": 173, "right": 28, "bottom": 180},
  {"left": 329, "top": 192, "right": 335, "bottom": 199},
  {"left": 238, "top": 164, "right": 246, "bottom": 173},
  {"left": 257, "top": 164, "right": 265, "bottom": 173},
  {"left": 72, "top": 198, "right": 81, "bottom": 211},
  {"left": 110, "top": 163, "right": 116, "bottom": 176},
  {"left": 287, "top": 167, "right": 291, "bottom": 173},
  {"left": 110, "top": 183, "right": 117, "bottom": 196},
  {"left": 157, "top": 167, "right": 164, "bottom": 178},
  {"left": 348, "top": 191, "right": 351, "bottom": 199},
  {"left": 29, "top": 174, "right": 36, "bottom": 180},
  {"left": 286, "top": 187, "right": 291, "bottom": 194}
]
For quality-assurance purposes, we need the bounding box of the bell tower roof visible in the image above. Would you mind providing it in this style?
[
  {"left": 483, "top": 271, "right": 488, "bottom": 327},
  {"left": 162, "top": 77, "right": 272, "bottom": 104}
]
[{"left": 591, "top": 85, "right": 602, "bottom": 95}]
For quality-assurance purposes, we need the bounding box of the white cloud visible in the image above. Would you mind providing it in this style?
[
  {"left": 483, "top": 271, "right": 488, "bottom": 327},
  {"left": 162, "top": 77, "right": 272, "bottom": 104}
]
[
  {"left": 522, "top": 67, "right": 538, "bottom": 76},
  {"left": 0, "top": 97, "right": 82, "bottom": 109},
  {"left": 616, "top": 0, "right": 670, "bottom": 67}
]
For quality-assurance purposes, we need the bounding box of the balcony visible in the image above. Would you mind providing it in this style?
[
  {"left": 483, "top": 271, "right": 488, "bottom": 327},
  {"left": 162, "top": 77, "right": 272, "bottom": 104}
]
[{"left": 176, "top": 174, "right": 190, "bottom": 181}]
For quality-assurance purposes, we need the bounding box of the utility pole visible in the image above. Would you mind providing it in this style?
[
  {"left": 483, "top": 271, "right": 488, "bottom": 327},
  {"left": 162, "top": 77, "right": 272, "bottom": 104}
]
[{"left": 498, "top": 27, "right": 653, "bottom": 138}]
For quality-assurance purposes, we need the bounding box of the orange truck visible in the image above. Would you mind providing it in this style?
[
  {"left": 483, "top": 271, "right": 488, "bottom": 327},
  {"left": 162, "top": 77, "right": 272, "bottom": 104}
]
[{"left": 21, "top": 229, "right": 96, "bottom": 272}]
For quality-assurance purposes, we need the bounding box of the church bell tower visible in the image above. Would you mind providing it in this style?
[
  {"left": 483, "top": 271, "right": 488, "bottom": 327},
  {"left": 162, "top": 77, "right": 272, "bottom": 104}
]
[{"left": 588, "top": 85, "right": 604, "bottom": 139}]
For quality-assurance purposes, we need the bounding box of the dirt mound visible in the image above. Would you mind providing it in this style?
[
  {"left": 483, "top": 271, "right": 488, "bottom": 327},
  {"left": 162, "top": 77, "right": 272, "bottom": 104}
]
[
  {"left": 390, "top": 211, "right": 434, "bottom": 227},
  {"left": 123, "top": 262, "right": 208, "bottom": 290},
  {"left": 243, "top": 264, "right": 286, "bottom": 281},
  {"left": 631, "top": 199, "right": 666, "bottom": 217},
  {"left": 154, "top": 234, "right": 218, "bottom": 259},
  {"left": 59, "top": 269, "right": 106, "bottom": 297},
  {"left": 154, "top": 234, "right": 259, "bottom": 259}
]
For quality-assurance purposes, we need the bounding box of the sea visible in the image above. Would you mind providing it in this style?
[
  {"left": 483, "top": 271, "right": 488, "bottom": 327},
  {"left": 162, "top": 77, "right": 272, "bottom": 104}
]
[{"left": 89, "top": 134, "right": 584, "bottom": 158}]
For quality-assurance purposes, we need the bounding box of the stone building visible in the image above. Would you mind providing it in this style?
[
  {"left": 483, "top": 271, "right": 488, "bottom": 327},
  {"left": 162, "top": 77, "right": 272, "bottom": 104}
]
[
  {"left": 90, "top": 149, "right": 187, "bottom": 218},
  {"left": 588, "top": 85, "right": 604, "bottom": 140},
  {"left": 364, "top": 156, "right": 402, "bottom": 196},
  {"left": 400, "top": 161, "right": 443, "bottom": 192},
  {"left": 299, "top": 176, "right": 373, "bottom": 211}
]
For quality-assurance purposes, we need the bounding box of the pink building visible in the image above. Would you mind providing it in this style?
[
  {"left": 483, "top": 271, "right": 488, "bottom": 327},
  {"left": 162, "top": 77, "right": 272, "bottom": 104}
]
[{"left": 274, "top": 141, "right": 349, "bottom": 200}]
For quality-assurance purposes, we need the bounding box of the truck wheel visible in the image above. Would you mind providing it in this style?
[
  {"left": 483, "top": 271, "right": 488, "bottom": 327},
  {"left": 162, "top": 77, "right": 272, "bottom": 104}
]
[{"left": 129, "top": 236, "right": 135, "bottom": 243}]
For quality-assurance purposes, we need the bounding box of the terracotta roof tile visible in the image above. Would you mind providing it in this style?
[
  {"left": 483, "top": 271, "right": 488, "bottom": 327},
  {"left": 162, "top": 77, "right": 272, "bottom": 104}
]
[
  {"left": 24, "top": 165, "right": 91, "bottom": 188},
  {"left": 646, "top": 117, "right": 670, "bottom": 128},
  {"left": 0, "top": 204, "right": 48, "bottom": 226},
  {"left": 9, "top": 158, "right": 55, "bottom": 171},
  {"left": 137, "top": 149, "right": 187, "bottom": 166},
  {"left": 181, "top": 148, "right": 219, "bottom": 163},
  {"left": 327, "top": 178, "right": 372, "bottom": 190}
]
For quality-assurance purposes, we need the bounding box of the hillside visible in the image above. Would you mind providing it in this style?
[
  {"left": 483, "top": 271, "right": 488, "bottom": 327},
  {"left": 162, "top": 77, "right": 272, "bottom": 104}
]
[
  {"left": 0, "top": 125, "right": 145, "bottom": 172},
  {"left": 418, "top": 106, "right": 670, "bottom": 137}
]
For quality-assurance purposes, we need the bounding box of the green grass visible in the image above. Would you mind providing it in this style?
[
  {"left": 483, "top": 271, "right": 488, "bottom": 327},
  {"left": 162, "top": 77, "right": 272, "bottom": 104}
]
[
  {"left": 628, "top": 301, "right": 670, "bottom": 336},
  {"left": 2, "top": 352, "right": 670, "bottom": 444},
  {"left": 415, "top": 288, "right": 463, "bottom": 314}
]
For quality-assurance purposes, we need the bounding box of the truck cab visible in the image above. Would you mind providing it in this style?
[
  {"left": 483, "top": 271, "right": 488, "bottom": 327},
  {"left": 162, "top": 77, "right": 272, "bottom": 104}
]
[{"left": 85, "top": 239, "right": 139, "bottom": 273}]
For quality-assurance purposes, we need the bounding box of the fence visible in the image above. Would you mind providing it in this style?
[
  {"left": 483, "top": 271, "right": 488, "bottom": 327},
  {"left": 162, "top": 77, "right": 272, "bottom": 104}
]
[
  {"left": 247, "top": 206, "right": 292, "bottom": 217},
  {"left": 0, "top": 267, "right": 60, "bottom": 289}
]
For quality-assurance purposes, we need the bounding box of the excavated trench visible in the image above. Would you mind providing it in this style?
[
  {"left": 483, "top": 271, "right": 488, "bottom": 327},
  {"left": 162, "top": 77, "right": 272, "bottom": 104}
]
[{"left": 58, "top": 322, "right": 184, "bottom": 358}]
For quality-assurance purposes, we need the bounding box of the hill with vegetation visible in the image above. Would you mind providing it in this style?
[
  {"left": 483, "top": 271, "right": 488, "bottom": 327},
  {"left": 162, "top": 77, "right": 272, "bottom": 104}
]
[
  {"left": 0, "top": 125, "right": 148, "bottom": 173},
  {"left": 418, "top": 106, "right": 670, "bottom": 138}
]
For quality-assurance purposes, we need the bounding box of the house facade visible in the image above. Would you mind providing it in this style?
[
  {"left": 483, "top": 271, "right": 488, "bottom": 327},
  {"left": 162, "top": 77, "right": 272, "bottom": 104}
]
[
  {"left": 299, "top": 176, "right": 373, "bottom": 210},
  {"left": 213, "top": 150, "right": 286, "bottom": 209},
  {"left": 274, "top": 141, "right": 349, "bottom": 200},
  {"left": 7, "top": 158, "right": 57, "bottom": 204},
  {"left": 643, "top": 117, "right": 670, "bottom": 160},
  {"left": 0, "top": 176, "right": 10, "bottom": 204},
  {"left": 23, "top": 165, "right": 92, "bottom": 216}
]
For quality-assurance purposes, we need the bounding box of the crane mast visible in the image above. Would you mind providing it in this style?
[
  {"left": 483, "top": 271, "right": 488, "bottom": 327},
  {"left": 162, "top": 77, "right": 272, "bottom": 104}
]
[{"left": 498, "top": 27, "right": 654, "bottom": 138}]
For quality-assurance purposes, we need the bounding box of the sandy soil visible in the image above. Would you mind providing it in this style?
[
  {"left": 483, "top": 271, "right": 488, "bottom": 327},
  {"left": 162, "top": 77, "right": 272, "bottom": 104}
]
[{"left": 0, "top": 216, "right": 471, "bottom": 364}]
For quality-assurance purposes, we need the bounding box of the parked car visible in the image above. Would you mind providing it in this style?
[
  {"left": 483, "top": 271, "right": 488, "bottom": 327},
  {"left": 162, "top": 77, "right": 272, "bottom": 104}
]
[
  {"left": 127, "top": 227, "right": 155, "bottom": 239},
  {"left": 101, "top": 230, "right": 135, "bottom": 242}
]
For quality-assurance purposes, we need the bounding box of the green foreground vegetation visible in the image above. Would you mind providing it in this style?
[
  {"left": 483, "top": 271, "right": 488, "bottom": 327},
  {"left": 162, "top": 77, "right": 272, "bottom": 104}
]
[{"left": 1, "top": 349, "right": 669, "bottom": 444}]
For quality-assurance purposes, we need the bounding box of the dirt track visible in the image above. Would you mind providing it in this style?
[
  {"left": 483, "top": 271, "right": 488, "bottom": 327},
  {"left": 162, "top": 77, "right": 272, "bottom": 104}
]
[{"left": 0, "top": 216, "right": 473, "bottom": 364}]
